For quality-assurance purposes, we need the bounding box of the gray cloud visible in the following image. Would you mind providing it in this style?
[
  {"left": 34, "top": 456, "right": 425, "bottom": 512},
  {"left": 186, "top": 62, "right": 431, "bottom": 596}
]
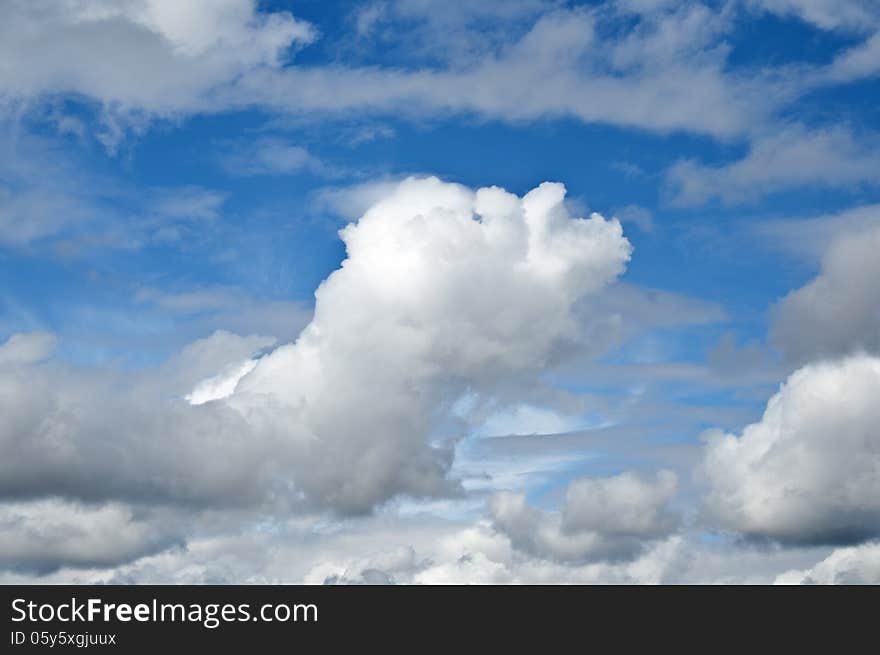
[
  {"left": 229, "top": 5, "right": 764, "bottom": 140},
  {"left": 0, "top": 330, "right": 284, "bottom": 508},
  {"left": 771, "top": 221, "right": 880, "bottom": 362},
  {"left": 0, "top": 499, "right": 184, "bottom": 575},
  {"left": 490, "top": 471, "right": 679, "bottom": 563}
]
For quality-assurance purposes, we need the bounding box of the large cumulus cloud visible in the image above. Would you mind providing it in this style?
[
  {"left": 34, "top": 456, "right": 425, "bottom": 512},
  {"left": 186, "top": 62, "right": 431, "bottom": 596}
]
[
  {"left": 0, "top": 177, "right": 631, "bottom": 544},
  {"left": 224, "top": 177, "right": 631, "bottom": 513},
  {"left": 0, "top": 1, "right": 313, "bottom": 119},
  {"left": 702, "top": 354, "right": 880, "bottom": 544}
]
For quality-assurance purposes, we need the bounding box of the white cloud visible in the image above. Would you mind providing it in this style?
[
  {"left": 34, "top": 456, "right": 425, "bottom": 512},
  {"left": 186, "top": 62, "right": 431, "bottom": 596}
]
[
  {"left": 666, "top": 126, "right": 880, "bottom": 206},
  {"left": 311, "top": 546, "right": 429, "bottom": 585},
  {"left": 776, "top": 541, "right": 880, "bottom": 584},
  {"left": 0, "top": 496, "right": 843, "bottom": 584},
  {"left": 186, "top": 358, "right": 259, "bottom": 406},
  {"left": 771, "top": 222, "right": 880, "bottom": 362},
  {"left": 6, "top": 512, "right": 842, "bottom": 584},
  {"left": 703, "top": 354, "right": 880, "bottom": 544},
  {"left": 224, "top": 177, "right": 631, "bottom": 513},
  {"left": 164, "top": 330, "right": 277, "bottom": 397},
  {"left": 0, "top": 499, "right": 183, "bottom": 574},
  {"left": 563, "top": 471, "right": 679, "bottom": 537},
  {"left": 329, "top": 521, "right": 690, "bottom": 585},
  {"left": 0, "top": 331, "right": 56, "bottom": 366},
  {"left": 490, "top": 471, "right": 679, "bottom": 563},
  {"left": 476, "top": 404, "right": 591, "bottom": 438},
  {"left": 229, "top": 5, "right": 762, "bottom": 139},
  {"left": 294, "top": 505, "right": 690, "bottom": 585}
]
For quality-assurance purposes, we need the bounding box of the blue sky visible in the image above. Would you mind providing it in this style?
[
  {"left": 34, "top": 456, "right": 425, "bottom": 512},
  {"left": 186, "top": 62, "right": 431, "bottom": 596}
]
[{"left": 2, "top": 1, "right": 880, "bottom": 583}]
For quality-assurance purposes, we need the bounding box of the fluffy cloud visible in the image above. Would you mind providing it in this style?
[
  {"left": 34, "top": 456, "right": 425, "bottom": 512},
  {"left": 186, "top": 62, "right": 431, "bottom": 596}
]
[
  {"left": 771, "top": 222, "right": 880, "bottom": 362},
  {"left": 490, "top": 471, "right": 679, "bottom": 563},
  {"left": 0, "top": 177, "right": 630, "bottom": 520},
  {"left": 225, "top": 177, "right": 631, "bottom": 513},
  {"left": 703, "top": 355, "right": 880, "bottom": 544}
]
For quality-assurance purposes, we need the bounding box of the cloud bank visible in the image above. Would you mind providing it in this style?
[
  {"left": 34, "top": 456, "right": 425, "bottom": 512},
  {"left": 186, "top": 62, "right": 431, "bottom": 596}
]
[
  {"left": 225, "top": 177, "right": 631, "bottom": 513},
  {"left": 0, "top": 1, "right": 792, "bottom": 143}
]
